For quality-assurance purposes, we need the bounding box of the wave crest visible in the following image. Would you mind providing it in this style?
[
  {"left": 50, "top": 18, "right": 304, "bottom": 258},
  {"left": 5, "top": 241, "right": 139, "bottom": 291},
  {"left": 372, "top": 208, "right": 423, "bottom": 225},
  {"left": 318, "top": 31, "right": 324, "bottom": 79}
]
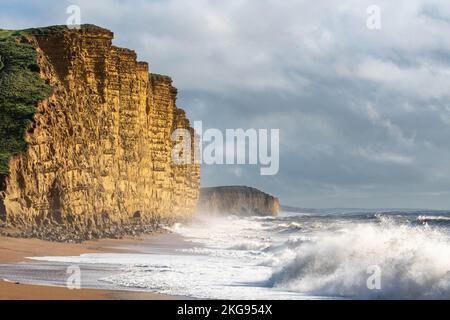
[{"left": 269, "top": 221, "right": 450, "bottom": 299}]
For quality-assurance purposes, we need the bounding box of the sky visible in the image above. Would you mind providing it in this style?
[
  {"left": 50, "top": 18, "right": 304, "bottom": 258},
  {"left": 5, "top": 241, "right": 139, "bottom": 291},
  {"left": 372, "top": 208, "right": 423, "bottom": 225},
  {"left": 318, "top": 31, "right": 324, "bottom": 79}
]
[{"left": 3, "top": 0, "right": 450, "bottom": 209}]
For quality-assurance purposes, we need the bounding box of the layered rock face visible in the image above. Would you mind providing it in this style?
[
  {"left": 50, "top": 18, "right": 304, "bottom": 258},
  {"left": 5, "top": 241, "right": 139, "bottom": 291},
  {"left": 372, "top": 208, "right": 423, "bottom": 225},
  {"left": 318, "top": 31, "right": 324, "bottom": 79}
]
[
  {"left": 197, "top": 186, "right": 280, "bottom": 216},
  {"left": 0, "top": 25, "right": 200, "bottom": 240}
]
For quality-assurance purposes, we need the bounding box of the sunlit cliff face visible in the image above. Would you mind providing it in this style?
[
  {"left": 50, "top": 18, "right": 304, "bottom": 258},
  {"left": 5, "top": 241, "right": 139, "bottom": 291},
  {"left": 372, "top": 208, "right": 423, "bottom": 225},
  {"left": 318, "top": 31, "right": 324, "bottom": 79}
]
[{"left": 0, "top": 26, "right": 199, "bottom": 241}]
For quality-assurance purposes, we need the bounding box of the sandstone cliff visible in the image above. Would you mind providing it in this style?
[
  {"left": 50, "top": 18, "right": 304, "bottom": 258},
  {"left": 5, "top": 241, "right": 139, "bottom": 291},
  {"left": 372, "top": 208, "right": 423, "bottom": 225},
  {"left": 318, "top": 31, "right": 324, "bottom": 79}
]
[
  {"left": 197, "top": 186, "right": 280, "bottom": 216},
  {"left": 0, "top": 25, "right": 200, "bottom": 241}
]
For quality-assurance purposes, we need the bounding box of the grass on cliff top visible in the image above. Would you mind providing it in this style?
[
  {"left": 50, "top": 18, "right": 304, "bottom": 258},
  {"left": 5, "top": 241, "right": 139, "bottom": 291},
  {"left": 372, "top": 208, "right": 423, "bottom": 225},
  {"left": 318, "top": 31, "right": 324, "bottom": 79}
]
[
  {"left": 23, "top": 24, "right": 109, "bottom": 35},
  {"left": 0, "top": 29, "right": 52, "bottom": 174}
]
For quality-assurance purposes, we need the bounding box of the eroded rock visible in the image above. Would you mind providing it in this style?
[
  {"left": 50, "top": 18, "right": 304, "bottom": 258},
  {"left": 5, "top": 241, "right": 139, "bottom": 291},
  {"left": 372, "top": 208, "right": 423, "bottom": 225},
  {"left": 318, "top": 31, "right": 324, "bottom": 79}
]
[
  {"left": 0, "top": 25, "right": 200, "bottom": 241},
  {"left": 197, "top": 186, "right": 280, "bottom": 216}
]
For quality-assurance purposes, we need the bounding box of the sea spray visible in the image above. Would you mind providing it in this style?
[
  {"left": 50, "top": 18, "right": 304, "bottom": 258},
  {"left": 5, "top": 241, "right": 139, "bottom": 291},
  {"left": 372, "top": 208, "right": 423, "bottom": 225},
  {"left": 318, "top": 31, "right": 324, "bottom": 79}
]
[
  {"left": 13, "top": 210, "right": 450, "bottom": 299},
  {"left": 268, "top": 220, "right": 450, "bottom": 299}
]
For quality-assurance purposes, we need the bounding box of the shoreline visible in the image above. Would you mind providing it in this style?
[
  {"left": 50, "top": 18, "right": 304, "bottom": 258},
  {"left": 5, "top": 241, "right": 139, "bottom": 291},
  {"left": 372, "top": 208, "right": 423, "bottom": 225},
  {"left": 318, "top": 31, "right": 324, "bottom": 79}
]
[{"left": 0, "top": 235, "right": 184, "bottom": 300}]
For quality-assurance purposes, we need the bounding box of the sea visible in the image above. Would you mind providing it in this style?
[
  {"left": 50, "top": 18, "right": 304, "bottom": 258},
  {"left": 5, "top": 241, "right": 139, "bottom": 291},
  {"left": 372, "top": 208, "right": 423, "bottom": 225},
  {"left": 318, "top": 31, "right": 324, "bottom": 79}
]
[{"left": 3, "top": 209, "right": 450, "bottom": 299}]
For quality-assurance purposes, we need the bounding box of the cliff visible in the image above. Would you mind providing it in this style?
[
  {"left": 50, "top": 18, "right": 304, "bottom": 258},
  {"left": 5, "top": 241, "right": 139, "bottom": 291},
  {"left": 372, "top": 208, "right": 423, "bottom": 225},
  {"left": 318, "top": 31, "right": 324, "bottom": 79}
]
[
  {"left": 0, "top": 25, "right": 200, "bottom": 241},
  {"left": 197, "top": 186, "right": 280, "bottom": 216}
]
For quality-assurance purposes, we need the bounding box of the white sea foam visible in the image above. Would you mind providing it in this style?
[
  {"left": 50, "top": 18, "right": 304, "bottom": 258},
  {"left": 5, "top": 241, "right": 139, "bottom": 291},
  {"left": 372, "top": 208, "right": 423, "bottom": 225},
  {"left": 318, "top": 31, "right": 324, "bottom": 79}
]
[
  {"left": 168, "top": 215, "right": 269, "bottom": 250},
  {"left": 417, "top": 215, "right": 450, "bottom": 222},
  {"left": 26, "top": 212, "right": 450, "bottom": 299},
  {"left": 269, "top": 221, "right": 450, "bottom": 299},
  {"left": 100, "top": 254, "right": 289, "bottom": 299}
]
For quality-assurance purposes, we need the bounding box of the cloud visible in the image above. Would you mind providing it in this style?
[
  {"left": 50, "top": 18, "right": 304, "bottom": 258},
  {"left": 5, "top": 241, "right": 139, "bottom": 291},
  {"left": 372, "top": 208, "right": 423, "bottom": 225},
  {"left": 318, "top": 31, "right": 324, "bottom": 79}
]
[
  {"left": 354, "top": 148, "right": 415, "bottom": 165},
  {"left": 4, "top": 0, "right": 450, "bottom": 208},
  {"left": 355, "top": 58, "right": 450, "bottom": 99},
  {"left": 363, "top": 104, "right": 415, "bottom": 146}
]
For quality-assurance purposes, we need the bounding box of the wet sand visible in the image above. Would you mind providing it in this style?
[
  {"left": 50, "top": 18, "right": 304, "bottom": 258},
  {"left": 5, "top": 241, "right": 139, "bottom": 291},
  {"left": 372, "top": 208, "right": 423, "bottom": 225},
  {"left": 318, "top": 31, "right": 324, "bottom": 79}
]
[{"left": 0, "top": 235, "right": 181, "bottom": 300}]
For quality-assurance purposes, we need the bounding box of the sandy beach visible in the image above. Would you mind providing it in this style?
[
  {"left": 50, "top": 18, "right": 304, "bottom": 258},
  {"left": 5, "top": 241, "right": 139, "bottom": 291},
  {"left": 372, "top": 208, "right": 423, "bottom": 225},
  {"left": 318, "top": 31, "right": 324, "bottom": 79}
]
[{"left": 0, "top": 235, "right": 180, "bottom": 300}]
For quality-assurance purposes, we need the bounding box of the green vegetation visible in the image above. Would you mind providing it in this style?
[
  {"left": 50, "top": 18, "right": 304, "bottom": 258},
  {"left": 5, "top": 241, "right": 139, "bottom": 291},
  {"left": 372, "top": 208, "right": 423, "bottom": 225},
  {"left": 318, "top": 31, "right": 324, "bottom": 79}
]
[
  {"left": 23, "top": 24, "right": 105, "bottom": 36},
  {"left": 0, "top": 29, "right": 52, "bottom": 174}
]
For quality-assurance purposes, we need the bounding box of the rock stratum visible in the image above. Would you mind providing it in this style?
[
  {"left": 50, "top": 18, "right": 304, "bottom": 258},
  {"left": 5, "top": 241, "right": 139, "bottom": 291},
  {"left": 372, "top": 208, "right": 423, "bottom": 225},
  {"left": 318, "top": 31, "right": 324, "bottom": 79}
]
[
  {"left": 197, "top": 186, "right": 280, "bottom": 216},
  {"left": 0, "top": 25, "right": 200, "bottom": 241}
]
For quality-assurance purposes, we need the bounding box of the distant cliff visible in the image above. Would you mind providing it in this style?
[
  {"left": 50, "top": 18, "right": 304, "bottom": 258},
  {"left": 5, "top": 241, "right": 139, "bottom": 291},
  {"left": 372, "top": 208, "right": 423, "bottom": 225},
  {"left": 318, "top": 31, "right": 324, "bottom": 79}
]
[
  {"left": 197, "top": 186, "right": 280, "bottom": 216},
  {"left": 0, "top": 25, "right": 200, "bottom": 241}
]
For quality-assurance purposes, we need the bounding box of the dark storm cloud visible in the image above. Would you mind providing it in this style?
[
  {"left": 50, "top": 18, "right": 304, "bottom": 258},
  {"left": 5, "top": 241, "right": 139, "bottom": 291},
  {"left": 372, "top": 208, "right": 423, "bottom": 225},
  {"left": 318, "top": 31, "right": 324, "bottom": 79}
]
[{"left": 4, "top": 0, "right": 450, "bottom": 208}]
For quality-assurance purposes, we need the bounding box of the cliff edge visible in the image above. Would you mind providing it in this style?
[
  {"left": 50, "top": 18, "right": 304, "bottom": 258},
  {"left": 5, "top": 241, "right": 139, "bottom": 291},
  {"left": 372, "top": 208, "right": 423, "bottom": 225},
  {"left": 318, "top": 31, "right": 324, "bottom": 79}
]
[
  {"left": 0, "top": 25, "right": 200, "bottom": 241},
  {"left": 197, "top": 186, "right": 280, "bottom": 216}
]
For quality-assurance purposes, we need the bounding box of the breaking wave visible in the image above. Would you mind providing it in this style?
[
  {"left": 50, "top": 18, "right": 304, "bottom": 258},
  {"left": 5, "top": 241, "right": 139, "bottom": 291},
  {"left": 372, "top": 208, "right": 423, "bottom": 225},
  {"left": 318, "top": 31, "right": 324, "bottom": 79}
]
[
  {"left": 268, "top": 220, "right": 450, "bottom": 299},
  {"left": 417, "top": 215, "right": 450, "bottom": 222},
  {"left": 25, "top": 210, "right": 450, "bottom": 299}
]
